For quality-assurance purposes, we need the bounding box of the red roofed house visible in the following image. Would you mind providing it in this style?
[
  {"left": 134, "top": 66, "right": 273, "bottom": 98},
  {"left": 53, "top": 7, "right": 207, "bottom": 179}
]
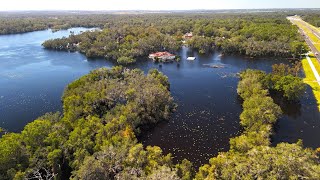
[
  {"left": 148, "top": 52, "right": 176, "bottom": 62},
  {"left": 183, "top": 32, "right": 193, "bottom": 39}
]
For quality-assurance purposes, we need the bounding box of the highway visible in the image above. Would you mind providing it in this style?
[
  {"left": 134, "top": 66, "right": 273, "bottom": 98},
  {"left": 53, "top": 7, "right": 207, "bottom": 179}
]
[
  {"left": 287, "top": 16, "right": 320, "bottom": 86},
  {"left": 299, "top": 29, "right": 320, "bottom": 59},
  {"left": 301, "top": 21, "right": 320, "bottom": 39},
  {"left": 288, "top": 16, "right": 320, "bottom": 61}
]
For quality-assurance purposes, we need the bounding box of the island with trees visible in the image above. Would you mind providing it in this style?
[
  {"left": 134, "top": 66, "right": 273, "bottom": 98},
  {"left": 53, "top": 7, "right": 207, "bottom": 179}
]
[
  {"left": 196, "top": 68, "right": 319, "bottom": 179},
  {"left": 0, "top": 67, "right": 192, "bottom": 179},
  {"left": 1, "top": 64, "right": 319, "bottom": 179}
]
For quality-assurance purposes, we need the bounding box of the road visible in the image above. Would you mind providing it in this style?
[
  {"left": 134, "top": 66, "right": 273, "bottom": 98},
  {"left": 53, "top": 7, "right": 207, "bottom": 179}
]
[
  {"left": 301, "top": 21, "right": 320, "bottom": 39},
  {"left": 287, "top": 16, "right": 320, "bottom": 85},
  {"left": 288, "top": 16, "right": 320, "bottom": 61},
  {"left": 306, "top": 55, "right": 320, "bottom": 86},
  {"left": 299, "top": 29, "right": 320, "bottom": 59}
]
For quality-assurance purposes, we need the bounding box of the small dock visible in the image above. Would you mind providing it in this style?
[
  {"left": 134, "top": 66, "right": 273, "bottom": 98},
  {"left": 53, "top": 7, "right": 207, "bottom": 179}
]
[{"left": 187, "top": 57, "right": 196, "bottom": 61}]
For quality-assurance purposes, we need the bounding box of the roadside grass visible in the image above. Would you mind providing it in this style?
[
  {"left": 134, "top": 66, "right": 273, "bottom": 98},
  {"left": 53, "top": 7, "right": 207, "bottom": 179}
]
[
  {"left": 296, "top": 21, "right": 320, "bottom": 51},
  {"left": 310, "top": 54, "right": 320, "bottom": 73},
  {"left": 302, "top": 56, "right": 320, "bottom": 110},
  {"left": 307, "top": 23, "right": 320, "bottom": 33}
]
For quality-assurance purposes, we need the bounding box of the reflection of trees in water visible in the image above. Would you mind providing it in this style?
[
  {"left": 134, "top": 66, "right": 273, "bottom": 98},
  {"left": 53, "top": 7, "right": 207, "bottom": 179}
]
[
  {"left": 47, "top": 51, "right": 114, "bottom": 69},
  {"left": 270, "top": 90, "right": 302, "bottom": 117},
  {"left": 271, "top": 84, "right": 320, "bottom": 148}
]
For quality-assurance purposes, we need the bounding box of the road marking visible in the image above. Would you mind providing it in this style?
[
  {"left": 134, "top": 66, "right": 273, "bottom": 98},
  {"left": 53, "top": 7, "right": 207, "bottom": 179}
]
[
  {"left": 313, "top": 32, "right": 320, "bottom": 39},
  {"left": 306, "top": 55, "right": 320, "bottom": 86}
]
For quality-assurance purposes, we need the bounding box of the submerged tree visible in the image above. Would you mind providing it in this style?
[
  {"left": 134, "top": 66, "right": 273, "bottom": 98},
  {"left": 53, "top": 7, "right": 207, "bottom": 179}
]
[{"left": 0, "top": 67, "right": 180, "bottom": 179}]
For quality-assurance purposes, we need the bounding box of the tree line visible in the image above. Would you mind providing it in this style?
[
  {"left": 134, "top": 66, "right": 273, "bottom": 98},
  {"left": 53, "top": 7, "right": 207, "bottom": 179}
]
[
  {"left": 40, "top": 13, "right": 309, "bottom": 64},
  {"left": 0, "top": 12, "right": 310, "bottom": 62},
  {"left": 0, "top": 13, "right": 112, "bottom": 35},
  {"left": 42, "top": 26, "right": 182, "bottom": 64},
  {"left": 301, "top": 11, "right": 320, "bottom": 28}
]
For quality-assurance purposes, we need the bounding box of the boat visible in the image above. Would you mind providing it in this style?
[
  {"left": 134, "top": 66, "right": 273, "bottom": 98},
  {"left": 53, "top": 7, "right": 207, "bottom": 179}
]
[{"left": 187, "top": 57, "right": 196, "bottom": 61}]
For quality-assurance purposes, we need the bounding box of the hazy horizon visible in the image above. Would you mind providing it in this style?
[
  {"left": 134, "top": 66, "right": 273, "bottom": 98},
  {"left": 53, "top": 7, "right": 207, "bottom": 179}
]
[{"left": 1, "top": 0, "right": 320, "bottom": 11}]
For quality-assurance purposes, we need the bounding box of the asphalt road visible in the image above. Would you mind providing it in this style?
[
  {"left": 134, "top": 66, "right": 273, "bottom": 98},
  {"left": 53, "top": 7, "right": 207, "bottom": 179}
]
[
  {"left": 289, "top": 17, "right": 320, "bottom": 61},
  {"left": 300, "top": 29, "right": 320, "bottom": 58},
  {"left": 301, "top": 21, "right": 320, "bottom": 39}
]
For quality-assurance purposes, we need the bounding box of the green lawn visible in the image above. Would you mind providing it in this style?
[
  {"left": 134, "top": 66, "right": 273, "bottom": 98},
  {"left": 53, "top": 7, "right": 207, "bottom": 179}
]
[
  {"left": 308, "top": 23, "right": 320, "bottom": 33},
  {"left": 311, "top": 55, "right": 320, "bottom": 73},
  {"left": 302, "top": 56, "right": 320, "bottom": 110}
]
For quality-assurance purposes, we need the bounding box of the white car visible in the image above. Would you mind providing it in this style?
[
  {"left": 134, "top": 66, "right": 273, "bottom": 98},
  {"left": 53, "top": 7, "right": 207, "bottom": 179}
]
[{"left": 316, "top": 52, "right": 319, "bottom": 56}]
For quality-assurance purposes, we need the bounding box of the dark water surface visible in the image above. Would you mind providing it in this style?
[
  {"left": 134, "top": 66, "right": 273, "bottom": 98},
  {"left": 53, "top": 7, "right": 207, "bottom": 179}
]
[{"left": 0, "top": 28, "right": 319, "bottom": 167}]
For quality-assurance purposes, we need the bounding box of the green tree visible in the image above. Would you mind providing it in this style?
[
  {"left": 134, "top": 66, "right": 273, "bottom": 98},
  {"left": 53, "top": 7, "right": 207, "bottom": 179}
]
[
  {"left": 117, "top": 56, "right": 136, "bottom": 65},
  {"left": 196, "top": 143, "right": 320, "bottom": 180},
  {"left": 275, "top": 75, "right": 306, "bottom": 101},
  {"left": 240, "top": 95, "right": 282, "bottom": 130}
]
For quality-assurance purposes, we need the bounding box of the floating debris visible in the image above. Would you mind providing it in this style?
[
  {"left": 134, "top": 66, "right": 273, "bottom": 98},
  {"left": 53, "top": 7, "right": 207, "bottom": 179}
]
[
  {"left": 217, "top": 72, "right": 238, "bottom": 78},
  {"left": 203, "top": 64, "right": 225, "bottom": 68}
]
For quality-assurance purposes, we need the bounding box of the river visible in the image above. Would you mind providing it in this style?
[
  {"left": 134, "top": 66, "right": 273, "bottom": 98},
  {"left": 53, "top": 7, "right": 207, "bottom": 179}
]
[{"left": 0, "top": 28, "right": 319, "bottom": 167}]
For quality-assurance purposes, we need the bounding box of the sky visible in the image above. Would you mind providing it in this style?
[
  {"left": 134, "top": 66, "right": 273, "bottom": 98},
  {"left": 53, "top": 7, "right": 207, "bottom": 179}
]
[{"left": 0, "top": 0, "right": 320, "bottom": 11}]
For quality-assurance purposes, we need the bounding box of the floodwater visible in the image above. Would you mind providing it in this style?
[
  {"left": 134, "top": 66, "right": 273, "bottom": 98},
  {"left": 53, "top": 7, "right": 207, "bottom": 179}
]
[{"left": 0, "top": 28, "right": 319, "bottom": 167}]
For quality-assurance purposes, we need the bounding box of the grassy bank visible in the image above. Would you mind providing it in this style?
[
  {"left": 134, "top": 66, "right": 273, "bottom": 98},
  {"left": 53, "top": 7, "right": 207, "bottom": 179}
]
[{"left": 302, "top": 55, "right": 320, "bottom": 110}]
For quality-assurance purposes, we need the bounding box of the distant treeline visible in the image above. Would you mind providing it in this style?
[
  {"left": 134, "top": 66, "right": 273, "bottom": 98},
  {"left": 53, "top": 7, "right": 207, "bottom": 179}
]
[
  {"left": 0, "top": 12, "right": 311, "bottom": 62},
  {"left": 40, "top": 13, "right": 309, "bottom": 64},
  {"left": 0, "top": 14, "right": 110, "bottom": 35},
  {"left": 302, "top": 13, "right": 320, "bottom": 27}
]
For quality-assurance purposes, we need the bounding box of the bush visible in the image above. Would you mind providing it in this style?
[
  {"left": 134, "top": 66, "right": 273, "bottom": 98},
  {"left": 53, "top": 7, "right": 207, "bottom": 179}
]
[{"left": 117, "top": 56, "right": 136, "bottom": 65}]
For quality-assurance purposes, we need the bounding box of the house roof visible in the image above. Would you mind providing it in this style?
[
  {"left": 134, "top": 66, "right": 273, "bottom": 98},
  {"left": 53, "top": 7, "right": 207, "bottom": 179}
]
[
  {"left": 184, "top": 32, "right": 193, "bottom": 37},
  {"left": 149, "top": 52, "right": 175, "bottom": 57}
]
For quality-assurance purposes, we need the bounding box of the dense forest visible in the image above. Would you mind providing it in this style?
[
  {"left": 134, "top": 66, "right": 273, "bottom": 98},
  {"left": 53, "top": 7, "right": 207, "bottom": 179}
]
[
  {"left": 0, "top": 13, "right": 110, "bottom": 34},
  {"left": 0, "top": 67, "right": 191, "bottom": 179},
  {"left": 41, "top": 13, "right": 309, "bottom": 64},
  {"left": 1, "top": 64, "right": 319, "bottom": 179},
  {"left": 302, "top": 12, "right": 320, "bottom": 27},
  {"left": 1, "top": 9, "right": 319, "bottom": 35}
]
